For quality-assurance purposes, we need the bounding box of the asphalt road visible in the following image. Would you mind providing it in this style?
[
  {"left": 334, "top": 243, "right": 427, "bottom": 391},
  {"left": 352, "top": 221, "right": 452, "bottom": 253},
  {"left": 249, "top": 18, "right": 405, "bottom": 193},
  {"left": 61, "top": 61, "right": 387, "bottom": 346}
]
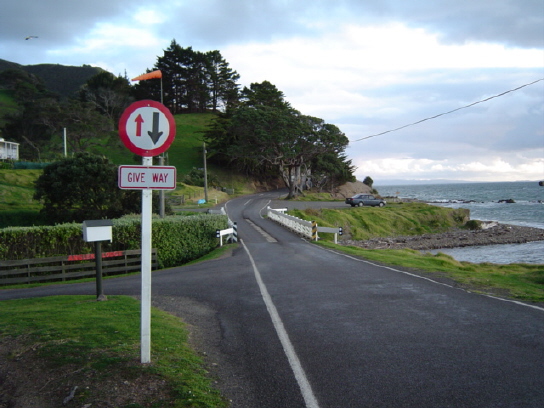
[{"left": 2, "top": 191, "right": 544, "bottom": 408}]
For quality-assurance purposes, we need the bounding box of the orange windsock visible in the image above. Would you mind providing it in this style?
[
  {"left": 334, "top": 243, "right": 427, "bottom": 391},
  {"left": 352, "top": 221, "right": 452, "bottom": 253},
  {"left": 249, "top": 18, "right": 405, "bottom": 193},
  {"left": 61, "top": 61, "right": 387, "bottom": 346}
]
[{"left": 131, "top": 70, "right": 163, "bottom": 81}]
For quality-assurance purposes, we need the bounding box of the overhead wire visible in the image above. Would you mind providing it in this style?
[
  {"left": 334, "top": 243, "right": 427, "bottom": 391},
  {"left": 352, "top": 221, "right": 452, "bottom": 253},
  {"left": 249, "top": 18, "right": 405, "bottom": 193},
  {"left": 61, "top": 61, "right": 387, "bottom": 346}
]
[{"left": 352, "top": 78, "right": 544, "bottom": 142}]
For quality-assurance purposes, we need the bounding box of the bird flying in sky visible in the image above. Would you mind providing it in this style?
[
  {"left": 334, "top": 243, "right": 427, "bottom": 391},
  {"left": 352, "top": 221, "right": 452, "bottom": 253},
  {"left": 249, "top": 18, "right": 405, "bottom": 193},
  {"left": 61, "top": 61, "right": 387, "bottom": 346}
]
[{"left": 25, "top": 36, "right": 38, "bottom": 40}]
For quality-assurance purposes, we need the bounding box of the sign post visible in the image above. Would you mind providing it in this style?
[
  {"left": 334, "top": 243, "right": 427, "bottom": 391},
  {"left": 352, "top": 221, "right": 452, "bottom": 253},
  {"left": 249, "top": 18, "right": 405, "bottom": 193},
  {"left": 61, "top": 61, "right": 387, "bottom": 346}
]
[
  {"left": 140, "top": 157, "right": 153, "bottom": 363},
  {"left": 82, "top": 220, "right": 113, "bottom": 301},
  {"left": 118, "top": 100, "right": 176, "bottom": 364}
]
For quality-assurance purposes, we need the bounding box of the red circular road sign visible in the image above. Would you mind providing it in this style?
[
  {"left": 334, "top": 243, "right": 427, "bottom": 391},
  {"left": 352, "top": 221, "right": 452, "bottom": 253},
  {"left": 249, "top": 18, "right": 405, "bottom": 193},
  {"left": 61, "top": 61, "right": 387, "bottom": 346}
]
[{"left": 119, "top": 100, "right": 176, "bottom": 156}]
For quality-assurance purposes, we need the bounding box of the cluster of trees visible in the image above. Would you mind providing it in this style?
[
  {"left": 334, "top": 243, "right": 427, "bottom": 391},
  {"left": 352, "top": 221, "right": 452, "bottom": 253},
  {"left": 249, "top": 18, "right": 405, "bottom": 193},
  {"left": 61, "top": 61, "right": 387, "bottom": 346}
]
[
  {"left": 1, "top": 39, "right": 357, "bottom": 204},
  {"left": 133, "top": 41, "right": 356, "bottom": 194},
  {"left": 133, "top": 40, "right": 240, "bottom": 114},
  {"left": 204, "top": 81, "right": 355, "bottom": 197},
  {"left": 0, "top": 68, "right": 133, "bottom": 161},
  {"left": 0, "top": 40, "right": 241, "bottom": 160}
]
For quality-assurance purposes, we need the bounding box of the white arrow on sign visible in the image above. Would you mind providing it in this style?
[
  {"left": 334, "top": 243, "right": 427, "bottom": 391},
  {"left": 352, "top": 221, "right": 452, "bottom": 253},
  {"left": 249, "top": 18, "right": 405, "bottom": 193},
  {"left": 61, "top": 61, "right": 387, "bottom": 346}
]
[{"left": 118, "top": 165, "right": 177, "bottom": 190}]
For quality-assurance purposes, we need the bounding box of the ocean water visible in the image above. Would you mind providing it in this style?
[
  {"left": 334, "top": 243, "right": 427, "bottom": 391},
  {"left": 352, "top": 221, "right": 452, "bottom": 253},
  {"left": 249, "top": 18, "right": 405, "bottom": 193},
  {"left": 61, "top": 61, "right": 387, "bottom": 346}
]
[{"left": 375, "top": 181, "right": 544, "bottom": 264}]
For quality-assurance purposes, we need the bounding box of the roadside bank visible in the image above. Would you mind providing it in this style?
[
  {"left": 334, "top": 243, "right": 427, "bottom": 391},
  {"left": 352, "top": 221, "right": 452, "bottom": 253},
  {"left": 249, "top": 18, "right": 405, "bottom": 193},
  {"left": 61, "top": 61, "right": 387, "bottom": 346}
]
[{"left": 342, "top": 223, "right": 544, "bottom": 251}]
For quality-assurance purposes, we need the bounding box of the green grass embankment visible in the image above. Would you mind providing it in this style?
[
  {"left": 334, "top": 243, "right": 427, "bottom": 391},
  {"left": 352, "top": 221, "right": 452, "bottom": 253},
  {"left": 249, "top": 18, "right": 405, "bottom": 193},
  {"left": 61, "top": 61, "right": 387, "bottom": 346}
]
[
  {"left": 0, "top": 295, "right": 228, "bottom": 407},
  {"left": 0, "top": 169, "right": 42, "bottom": 211},
  {"left": 290, "top": 203, "right": 469, "bottom": 240},
  {"left": 289, "top": 203, "right": 544, "bottom": 302}
]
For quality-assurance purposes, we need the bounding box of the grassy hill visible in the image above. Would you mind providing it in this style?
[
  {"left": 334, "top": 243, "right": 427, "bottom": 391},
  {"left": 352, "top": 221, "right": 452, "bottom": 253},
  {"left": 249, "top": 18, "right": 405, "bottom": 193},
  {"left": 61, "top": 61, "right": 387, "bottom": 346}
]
[
  {"left": 0, "top": 112, "right": 253, "bottom": 224},
  {"left": 104, "top": 112, "right": 217, "bottom": 174},
  {"left": 0, "top": 59, "right": 102, "bottom": 98},
  {"left": 0, "top": 89, "right": 18, "bottom": 130},
  {"left": 0, "top": 169, "right": 42, "bottom": 211}
]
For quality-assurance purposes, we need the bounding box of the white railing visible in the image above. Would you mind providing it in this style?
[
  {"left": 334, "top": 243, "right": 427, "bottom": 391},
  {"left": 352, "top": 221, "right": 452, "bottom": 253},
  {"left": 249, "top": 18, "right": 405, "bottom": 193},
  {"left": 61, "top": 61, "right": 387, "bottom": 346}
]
[
  {"left": 267, "top": 206, "right": 343, "bottom": 242},
  {"left": 210, "top": 207, "right": 238, "bottom": 246},
  {"left": 267, "top": 206, "right": 316, "bottom": 239}
]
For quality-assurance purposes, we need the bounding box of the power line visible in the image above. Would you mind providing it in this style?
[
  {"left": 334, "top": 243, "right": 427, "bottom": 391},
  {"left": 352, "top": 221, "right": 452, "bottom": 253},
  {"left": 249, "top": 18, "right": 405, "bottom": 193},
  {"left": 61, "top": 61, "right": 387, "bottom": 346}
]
[{"left": 352, "top": 78, "right": 544, "bottom": 142}]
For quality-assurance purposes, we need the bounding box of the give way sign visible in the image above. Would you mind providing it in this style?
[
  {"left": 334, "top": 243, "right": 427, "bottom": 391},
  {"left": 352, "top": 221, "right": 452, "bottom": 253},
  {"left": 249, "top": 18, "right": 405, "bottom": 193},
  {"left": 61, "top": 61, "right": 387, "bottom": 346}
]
[
  {"left": 118, "top": 165, "right": 177, "bottom": 190},
  {"left": 119, "top": 100, "right": 176, "bottom": 157}
]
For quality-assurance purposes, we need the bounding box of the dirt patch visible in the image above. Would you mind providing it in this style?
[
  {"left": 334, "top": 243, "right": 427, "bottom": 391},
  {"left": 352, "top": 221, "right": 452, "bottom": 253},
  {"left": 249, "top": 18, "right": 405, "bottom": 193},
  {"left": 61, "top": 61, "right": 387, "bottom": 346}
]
[{"left": 0, "top": 336, "right": 172, "bottom": 408}]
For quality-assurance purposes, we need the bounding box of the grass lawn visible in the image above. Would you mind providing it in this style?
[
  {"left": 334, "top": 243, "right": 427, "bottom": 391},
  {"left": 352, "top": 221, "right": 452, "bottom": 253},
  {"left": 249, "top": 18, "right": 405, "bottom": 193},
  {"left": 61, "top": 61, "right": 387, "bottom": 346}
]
[
  {"left": 0, "top": 169, "right": 42, "bottom": 211},
  {"left": 289, "top": 203, "right": 469, "bottom": 240},
  {"left": 0, "top": 295, "right": 228, "bottom": 407}
]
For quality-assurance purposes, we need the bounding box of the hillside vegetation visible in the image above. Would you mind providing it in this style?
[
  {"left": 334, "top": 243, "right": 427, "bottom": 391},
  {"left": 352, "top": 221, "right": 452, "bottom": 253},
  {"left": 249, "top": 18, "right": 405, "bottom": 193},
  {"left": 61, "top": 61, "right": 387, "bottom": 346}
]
[
  {"left": 0, "top": 112, "right": 254, "bottom": 227},
  {"left": 290, "top": 204, "right": 470, "bottom": 240},
  {"left": 0, "top": 169, "right": 42, "bottom": 211},
  {"left": 0, "top": 59, "right": 102, "bottom": 98},
  {"left": 0, "top": 89, "right": 18, "bottom": 129},
  {"left": 94, "top": 113, "right": 217, "bottom": 173}
]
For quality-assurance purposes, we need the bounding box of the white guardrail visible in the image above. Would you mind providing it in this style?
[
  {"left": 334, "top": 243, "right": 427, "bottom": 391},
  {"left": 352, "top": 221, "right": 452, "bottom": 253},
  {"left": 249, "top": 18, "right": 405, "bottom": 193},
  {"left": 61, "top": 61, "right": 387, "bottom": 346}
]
[
  {"left": 211, "top": 207, "right": 238, "bottom": 246},
  {"left": 214, "top": 206, "right": 343, "bottom": 245},
  {"left": 266, "top": 206, "right": 343, "bottom": 243}
]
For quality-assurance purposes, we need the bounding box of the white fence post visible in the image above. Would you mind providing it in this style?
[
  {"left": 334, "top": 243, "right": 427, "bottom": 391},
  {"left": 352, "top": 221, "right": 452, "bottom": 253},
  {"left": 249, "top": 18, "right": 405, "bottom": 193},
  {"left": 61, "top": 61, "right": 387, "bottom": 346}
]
[
  {"left": 316, "top": 226, "right": 343, "bottom": 244},
  {"left": 216, "top": 227, "right": 234, "bottom": 246}
]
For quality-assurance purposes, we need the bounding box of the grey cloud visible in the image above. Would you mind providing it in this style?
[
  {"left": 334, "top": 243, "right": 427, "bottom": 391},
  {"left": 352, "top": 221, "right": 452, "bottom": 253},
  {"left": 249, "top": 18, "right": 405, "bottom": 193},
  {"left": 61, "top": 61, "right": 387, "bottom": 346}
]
[
  {"left": 1, "top": 0, "right": 541, "bottom": 64},
  {"left": 158, "top": 0, "right": 322, "bottom": 47},
  {"left": 378, "top": 0, "right": 544, "bottom": 48},
  {"left": 343, "top": 69, "right": 543, "bottom": 167},
  {"left": 1, "top": 1, "right": 132, "bottom": 42},
  {"left": 0, "top": 0, "right": 134, "bottom": 65},
  {"left": 164, "top": 0, "right": 544, "bottom": 49}
]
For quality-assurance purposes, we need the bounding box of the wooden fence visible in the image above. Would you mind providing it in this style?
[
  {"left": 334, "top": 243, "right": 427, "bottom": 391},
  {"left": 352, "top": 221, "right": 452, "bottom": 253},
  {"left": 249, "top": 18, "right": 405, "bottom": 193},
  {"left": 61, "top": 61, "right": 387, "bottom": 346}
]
[{"left": 0, "top": 249, "right": 157, "bottom": 286}]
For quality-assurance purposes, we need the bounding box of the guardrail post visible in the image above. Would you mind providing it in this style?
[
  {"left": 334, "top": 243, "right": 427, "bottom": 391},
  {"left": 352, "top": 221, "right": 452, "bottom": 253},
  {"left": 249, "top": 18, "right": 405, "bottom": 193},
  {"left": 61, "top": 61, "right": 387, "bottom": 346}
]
[
  {"left": 232, "top": 222, "right": 238, "bottom": 242},
  {"left": 312, "top": 221, "right": 318, "bottom": 241},
  {"left": 216, "top": 229, "right": 223, "bottom": 247}
]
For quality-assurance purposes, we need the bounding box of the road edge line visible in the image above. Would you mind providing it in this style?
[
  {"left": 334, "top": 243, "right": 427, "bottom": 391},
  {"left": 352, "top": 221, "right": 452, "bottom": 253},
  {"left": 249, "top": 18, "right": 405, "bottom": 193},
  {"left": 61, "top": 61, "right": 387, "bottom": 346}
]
[
  {"left": 241, "top": 239, "right": 320, "bottom": 408},
  {"left": 322, "top": 246, "right": 544, "bottom": 312}
]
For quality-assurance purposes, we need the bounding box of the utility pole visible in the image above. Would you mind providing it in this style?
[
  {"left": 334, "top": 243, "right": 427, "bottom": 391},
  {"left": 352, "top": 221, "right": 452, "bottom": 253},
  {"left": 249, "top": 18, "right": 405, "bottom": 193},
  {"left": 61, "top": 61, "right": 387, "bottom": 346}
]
[{"left": 203, "top": 142, "right": 208, "bottom": 202}]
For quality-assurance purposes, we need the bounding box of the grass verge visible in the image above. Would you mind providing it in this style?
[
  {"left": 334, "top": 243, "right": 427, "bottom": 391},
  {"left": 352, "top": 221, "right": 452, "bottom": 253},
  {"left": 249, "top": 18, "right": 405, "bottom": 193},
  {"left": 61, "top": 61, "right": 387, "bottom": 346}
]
[
  {"left": 289, "top": 203, "right": 470, "bottom": 240},
  {"left": 318, "top": 241, "right": 544, "bottom": 302},
  {"left": 0, "top": 295, "right": 228, "bottom": 407}
]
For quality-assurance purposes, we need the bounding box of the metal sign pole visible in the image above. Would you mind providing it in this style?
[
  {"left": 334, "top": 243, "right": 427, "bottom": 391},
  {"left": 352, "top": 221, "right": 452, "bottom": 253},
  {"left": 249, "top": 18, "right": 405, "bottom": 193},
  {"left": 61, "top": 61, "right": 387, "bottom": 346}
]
[
  {"left": 118, "top": 100, "right": 176, "bottom": 364},
  {"left": 94, "top": 241, "right": 106, "bottom": 301},
  {"left": 141, "top": 156, "right": 153, "bottom": 364}
]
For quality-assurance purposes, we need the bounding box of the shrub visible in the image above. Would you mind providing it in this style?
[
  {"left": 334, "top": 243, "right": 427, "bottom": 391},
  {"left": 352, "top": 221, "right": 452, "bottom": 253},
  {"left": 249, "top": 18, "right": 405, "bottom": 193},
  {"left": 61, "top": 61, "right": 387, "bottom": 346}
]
[
  {"left": 464, "top": 220, "right": 482, "bottom": 230},
  {"left": 0, "top": 214, "right": 229, "bottom": 269}
]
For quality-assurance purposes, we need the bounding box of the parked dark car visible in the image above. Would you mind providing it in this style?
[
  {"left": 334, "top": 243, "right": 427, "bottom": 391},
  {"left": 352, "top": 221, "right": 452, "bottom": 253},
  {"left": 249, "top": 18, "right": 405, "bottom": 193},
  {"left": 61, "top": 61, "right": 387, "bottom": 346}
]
[{"left": 345, "top": 194, "right": 386, "bottom": 207}]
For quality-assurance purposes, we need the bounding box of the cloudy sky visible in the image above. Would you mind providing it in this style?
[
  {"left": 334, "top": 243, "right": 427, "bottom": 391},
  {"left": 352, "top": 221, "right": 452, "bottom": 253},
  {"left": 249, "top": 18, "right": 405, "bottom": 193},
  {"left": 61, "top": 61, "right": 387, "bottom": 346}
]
[{"left": 2, "top": 0, "right": 543, "bottom": 183}]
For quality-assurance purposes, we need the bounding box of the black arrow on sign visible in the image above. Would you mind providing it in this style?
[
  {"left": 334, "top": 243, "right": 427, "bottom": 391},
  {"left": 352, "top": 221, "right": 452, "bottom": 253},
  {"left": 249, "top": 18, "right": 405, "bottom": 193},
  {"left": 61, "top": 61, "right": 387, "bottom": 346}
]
[{"left": 148, "top": 112, "right": 163, "bottom": 145}]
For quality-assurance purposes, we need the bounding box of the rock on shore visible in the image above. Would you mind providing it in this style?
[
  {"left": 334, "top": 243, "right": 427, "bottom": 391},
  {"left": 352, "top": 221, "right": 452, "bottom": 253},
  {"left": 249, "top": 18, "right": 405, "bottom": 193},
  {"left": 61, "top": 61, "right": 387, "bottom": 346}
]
[{"left": 342, "top": 223, "right": 544, "bottom": 251}]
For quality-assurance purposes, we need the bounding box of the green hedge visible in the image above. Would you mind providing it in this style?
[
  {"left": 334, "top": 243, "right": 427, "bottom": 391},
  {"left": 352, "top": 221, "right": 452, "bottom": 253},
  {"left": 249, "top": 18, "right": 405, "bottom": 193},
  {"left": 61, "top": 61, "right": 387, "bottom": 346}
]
[{"left": 0, "top": 214, "right": 229, "bottom": 269}]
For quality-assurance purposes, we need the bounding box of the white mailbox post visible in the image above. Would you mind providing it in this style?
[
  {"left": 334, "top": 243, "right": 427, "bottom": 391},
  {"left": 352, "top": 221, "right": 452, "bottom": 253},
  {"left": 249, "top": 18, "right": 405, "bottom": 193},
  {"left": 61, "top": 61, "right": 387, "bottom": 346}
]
[{"left": 82, "top": 220, "right": 113, "bottom": 301}]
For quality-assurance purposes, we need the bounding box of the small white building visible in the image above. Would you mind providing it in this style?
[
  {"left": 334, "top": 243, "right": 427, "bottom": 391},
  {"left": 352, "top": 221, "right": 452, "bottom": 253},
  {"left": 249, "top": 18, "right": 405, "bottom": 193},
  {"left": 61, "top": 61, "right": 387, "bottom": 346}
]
[{"left": 0, "top": 138, "right": 19, "bottom": 160}]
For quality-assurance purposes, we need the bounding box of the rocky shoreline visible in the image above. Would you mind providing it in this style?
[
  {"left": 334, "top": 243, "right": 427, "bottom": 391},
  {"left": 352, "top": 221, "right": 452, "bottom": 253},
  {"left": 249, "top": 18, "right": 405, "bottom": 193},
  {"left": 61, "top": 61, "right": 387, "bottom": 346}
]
[{"left": 341, "top": 223, "right": 544, "bottom": 251}]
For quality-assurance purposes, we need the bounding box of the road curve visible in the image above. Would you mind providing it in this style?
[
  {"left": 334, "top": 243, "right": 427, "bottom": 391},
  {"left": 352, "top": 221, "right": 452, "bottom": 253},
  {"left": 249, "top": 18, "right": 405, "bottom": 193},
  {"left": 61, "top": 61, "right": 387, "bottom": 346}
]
[{"left": 1, "top": 191, "right": 544, "bottom": 408}]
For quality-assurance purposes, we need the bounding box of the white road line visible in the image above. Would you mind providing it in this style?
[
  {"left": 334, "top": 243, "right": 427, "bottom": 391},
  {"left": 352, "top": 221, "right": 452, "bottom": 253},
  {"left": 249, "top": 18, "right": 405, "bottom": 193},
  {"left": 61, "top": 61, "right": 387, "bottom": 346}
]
[
  {"left": 246, "top": 219, "right": 277, "bottom": 242},
  {"left": 241, "top": 239, "right": 320, "bottom": 408},
  {"left": 259, "top": 200, "right": 272, "bottom": 218},
  {"left": 323, "top": 246, "right": 544, "bottom": 312}
]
